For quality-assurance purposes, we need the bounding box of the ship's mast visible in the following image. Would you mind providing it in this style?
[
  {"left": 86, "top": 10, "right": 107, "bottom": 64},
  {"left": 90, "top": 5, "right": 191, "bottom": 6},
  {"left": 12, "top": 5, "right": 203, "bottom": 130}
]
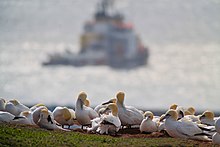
[
  {"left": 95, "top": 0, "right": 115, "bottom": 20},
  {"left": 100, "top": 0, "right": 114, "bottom": 15}
]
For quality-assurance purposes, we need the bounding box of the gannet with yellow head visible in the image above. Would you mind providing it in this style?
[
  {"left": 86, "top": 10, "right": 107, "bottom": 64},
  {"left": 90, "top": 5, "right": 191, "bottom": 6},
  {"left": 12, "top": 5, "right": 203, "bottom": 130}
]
[
  {"left": 140, "top": 111, "right": 159, "bottom": 133},
  {"left": 75, "top": 92, "right": 98, "bottom": 129},
  {"left": 116, "top": 91, "right": 143, "bottom": 127},
  {"left": 5, "top": 99, "right": 29, "bottom": 116},
  {"left": 97, "top": 103, "right": 121, "bottom": 135},
  {"left": 199, "top": 110, "right": 216, "bottom": 126},
  {"left": 160, "top": 109, "right": 212, "bottom": 141},
  {"left": 37, "top": 109, "right": 68, "bottom": 131},
  {"left": 52, "top": 106, "right": 76, "bottom": 128}
]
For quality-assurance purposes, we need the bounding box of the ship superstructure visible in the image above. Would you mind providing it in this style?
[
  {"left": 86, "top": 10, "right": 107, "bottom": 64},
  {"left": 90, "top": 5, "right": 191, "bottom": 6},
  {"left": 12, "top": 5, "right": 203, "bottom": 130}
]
[{"left": 43, "top": 0, "right": 149, "bottom": 68}]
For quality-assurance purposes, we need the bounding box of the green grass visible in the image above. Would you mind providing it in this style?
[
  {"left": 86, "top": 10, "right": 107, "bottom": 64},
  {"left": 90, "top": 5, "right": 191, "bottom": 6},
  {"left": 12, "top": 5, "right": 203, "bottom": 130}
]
[{"left": 0, "top": 123, "right": 214, "bottom": 147}]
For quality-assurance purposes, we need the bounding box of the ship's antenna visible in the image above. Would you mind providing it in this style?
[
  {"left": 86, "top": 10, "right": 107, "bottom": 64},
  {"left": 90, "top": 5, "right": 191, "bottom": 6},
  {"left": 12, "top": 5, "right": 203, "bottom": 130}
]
[{"left": 100, "top": 0, "right": 115, "bottom": 16}]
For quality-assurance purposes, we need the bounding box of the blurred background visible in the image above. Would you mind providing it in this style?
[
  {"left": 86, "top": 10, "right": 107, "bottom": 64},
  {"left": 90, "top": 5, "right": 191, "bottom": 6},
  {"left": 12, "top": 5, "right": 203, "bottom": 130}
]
[{"left": 0, "top": 0, "right": 220, "bottom": 112}]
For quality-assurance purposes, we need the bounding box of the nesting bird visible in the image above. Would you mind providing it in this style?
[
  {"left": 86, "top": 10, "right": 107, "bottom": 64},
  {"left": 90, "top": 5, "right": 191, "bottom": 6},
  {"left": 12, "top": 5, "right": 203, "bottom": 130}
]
[
  {"left": 0, "top": 111, "right": 15, "bottom": 123},
  {"left": 160, "top": 109, "right": 212, "bottom": 141},
  {"left": 88, "top": 103, "right": 121, "bottom": 135},
  {"left": 116, "top": 91, "right": 143, "bottom": 127},
  {"left": 31, "top": 105, "right": 49, "bottom": 125},
  {"left": 19, "top": 111, "right": 36, "bottom": 125},
  {"left": 37, "top": 108, "right": 68, "bottom": 131},
  {"left": 140, "top": 111, "right": 159, "bottom": 133},
  {"left": 199, "top": 110, "right": 216, "bottom": 126},
  {"left": 52, "top": 106, "right": 76, "bottom": 128},
  {"left": 75, "top": 92, "right": 98, "bottom": 129},
  {"left": 5, "top": 99, "right": 29, "bottom": 116}
]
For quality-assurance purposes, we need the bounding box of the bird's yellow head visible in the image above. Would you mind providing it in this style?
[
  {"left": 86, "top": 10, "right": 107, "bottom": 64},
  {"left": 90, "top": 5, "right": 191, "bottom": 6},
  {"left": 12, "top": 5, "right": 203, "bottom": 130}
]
[
  {"left": 78, "top": 91, "right": 87, "bottom": 102},
  {"left": 187, "top": 107, "right": 196, "bottom": 115},
  {"left": 106, "top": 103, "right": 118, "bottom": 116},
  {"left": 84, "top": 99, "right": 90, "bottom": 107},
  {"left": 201, "top": 110, "right": 214, "bottom": 120},
  {"left": 184, "top": 110, "right": 192, "bottom": 116},
  {"left": 116, "top": 91, "right": 125, "bottom": 105},
  {"left": 63, "top": 107, "right": 71, "bottom": 121},
  {"left": 9, "top": 99, "right": 19, "bottom": 105},
  {"left": 144, "top": 111, "right": 154, "bottom": 120},
  {"left": 169, "top": 104, "right": 178, "bottom": 110},
  {"left": 40, "top": 109, "right": 49, "bottom": 120},
  {"left": 160, "top": 109, "right": 178, "bottom": 121}
]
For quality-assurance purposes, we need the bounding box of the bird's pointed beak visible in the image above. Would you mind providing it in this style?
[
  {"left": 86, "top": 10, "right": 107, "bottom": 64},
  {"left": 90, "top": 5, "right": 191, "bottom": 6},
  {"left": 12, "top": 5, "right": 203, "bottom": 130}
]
[
  {"left": 160, "top": 114, "right": 169, "bottom": 122},
  {"left": 102, "top": 100, "right": 112, "bottom": 105}
]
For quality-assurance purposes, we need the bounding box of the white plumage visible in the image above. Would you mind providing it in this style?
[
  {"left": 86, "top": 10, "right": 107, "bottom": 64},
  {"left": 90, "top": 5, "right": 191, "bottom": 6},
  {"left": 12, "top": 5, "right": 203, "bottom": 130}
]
[
  {"left": 160, "top": 109, "right": 211, "bottom": 141},
  {"left": 37, "top": 108, "right": 68, "bottom": 131},
  {"left": 199, "top": 110, "right": 216, "bottom": 126},
  {"left": 212, "top": 117, "right": 220, "bottom": 144},
  {"left": 75, "top": 92, "right": 98, "bottom": 128},
  {"left": 5, "top": 99, "right": 29, "bottom": 116},
  {"left": 52, "top": 106, "right": 76, "bottom": 127},
  {"left": 116, "top": 92, "right": 143, "bottom": 127},
  {"left": 96, "top": 103, "right": 121, "bottom": 135},
  {"left": 0, "top": 111, "right": 15, "bottom": 123},
  {"left": 140, "top": 111, "right": 158, "bottom": 133}
]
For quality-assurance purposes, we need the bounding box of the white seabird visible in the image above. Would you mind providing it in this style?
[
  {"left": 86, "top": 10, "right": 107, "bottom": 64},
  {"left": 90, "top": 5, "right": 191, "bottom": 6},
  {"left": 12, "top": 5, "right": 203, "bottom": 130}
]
[
  {"left": 37, "top": 108, "right": 68, "bottom": 131},
  {"left": 9, "top": 99, "right": 29, "bottom": 112},
  {"left": 0, "top": 111, "right": 32, "bottom": 125},
  {"left": 5, "top": 99, "right": 29, "bottom": 116},
  {"left": 140, "top": 111, "right": 159, "bottom": 133},
  {"left": 160, "top": 109, "right": 212, "bottom": 141},
  {"left": 116, "top": 91, "right": 143, "bottom": 127},
  {"left": 0, "top": 111, "right": 15, "bottom": 123},
  {"left": 97, "top": 103, "right": 121, "bottom": 135},
  {"left": 52, "top": 106, "right": 76, "bottom": 128},
  {"left": 20, "top": 111, "right": 36, "bottom": 125},
  {"left": 32, "top": 105, "right": 49, "bottom": 125},
  {"left": 75, "top": 92, "right": 98, "bottom": 129},
  {"left": 199, "top": 110, "right": 216, "bottom": 126}
]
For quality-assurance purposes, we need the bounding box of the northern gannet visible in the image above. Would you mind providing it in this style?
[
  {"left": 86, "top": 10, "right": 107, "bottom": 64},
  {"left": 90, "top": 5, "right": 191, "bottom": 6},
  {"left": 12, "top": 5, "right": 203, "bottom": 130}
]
[
  {"left": 75, "top": 92, "right": 98, "bottom": 129},
  {"left": 140, "top": 111, "right": 159, "bottom": 133},
  {"left": 160, "top": 109, "right": 212, "bottom": 141},
  {"left": 116, "top": 91, "right": 143, "bottom": 128}
]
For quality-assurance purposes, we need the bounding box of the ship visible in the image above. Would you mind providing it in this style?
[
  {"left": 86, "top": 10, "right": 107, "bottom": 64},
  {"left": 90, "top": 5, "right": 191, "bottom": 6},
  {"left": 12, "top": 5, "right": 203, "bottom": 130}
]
[{"left": 43, "top": 0, "right": 149, "bottom": 69}]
